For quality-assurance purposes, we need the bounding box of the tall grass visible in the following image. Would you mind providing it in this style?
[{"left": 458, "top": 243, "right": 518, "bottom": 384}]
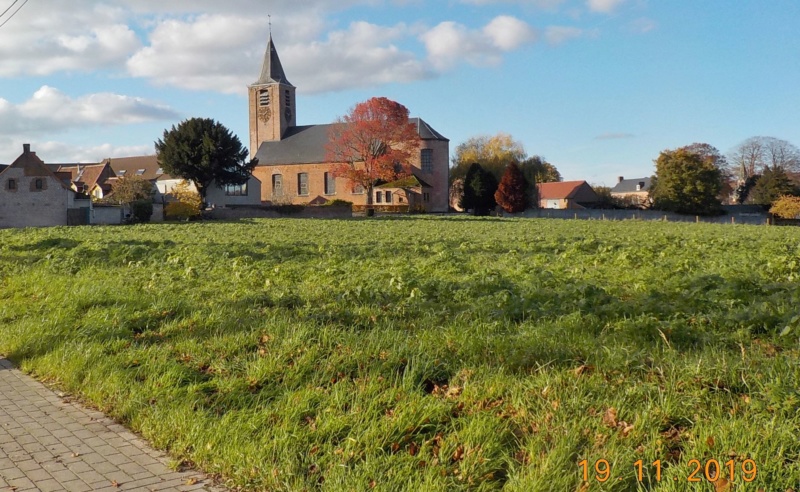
[{"left": 0, "top": 217, "right": 798, "bottom": 490}]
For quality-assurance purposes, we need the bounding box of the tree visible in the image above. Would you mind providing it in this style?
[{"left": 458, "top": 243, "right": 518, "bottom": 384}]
[
  {"left": 519, "top": 156, "right": 561, "bottom": 184},
  {"left": 494, "top": 162, "right": 529, "bottom": 213},
  {"left": 450, "top": 133, "right": 527, "bottom": 184},
  {"left": 325, "top": 97, "right": 419, "bottom": 214},
  {"left": 155, "top": 118, "right": 256, "bottom": 201},
  {"left": 769, "top": 195, "right": 800, "bottom": 219},
  {"left": 748, "top": 167, "right": 797, "bottom": 206},
  {"left": 110, "top": 175, "right": 154, "bottom": 205},
  {"left": 460, "top": 163, "right": 497, "bottom": 215},
  {"left": 728, "top": 136, "right": 800, "bottom": 181},
  {"left": 650, "top": 148, "right": 723, "bottom": 215},
  {"left": 680, "top": 142, "right": 733, "bottom": 203},
  {"left": 165, "top": 181, "right": 203, "bottom": 220},
  {"left": 110, "top": 175, "right": 155, "bottom": 223}
]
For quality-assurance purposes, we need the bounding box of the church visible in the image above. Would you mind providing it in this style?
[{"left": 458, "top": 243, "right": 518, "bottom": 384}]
[{"left": 249, "top": 36, "right": 450, "bottom": 213}]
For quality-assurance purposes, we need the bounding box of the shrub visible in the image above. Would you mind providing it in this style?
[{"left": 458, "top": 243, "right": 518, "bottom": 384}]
[
  {"left": 325, "top": 199, "right": 353, "bottom": 207},
  {"left": 769, "top": 195, "right": 800, "bottom": 219},
  {"left": 165, "top": 181, "right": 202, "bottom": 220},
  {"left": 494, "top": 162, "right": 528, "bottom": 213},
  {"left": 130, "top": 200, "right": 153, "bottom": 223}
]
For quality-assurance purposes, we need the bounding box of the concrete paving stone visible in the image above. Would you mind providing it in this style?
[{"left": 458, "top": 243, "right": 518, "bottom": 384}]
[
  {"left": 36, "top": 478, "right": 66, "bottom": 491},
  {"left": 1, "top": 357, "right": 225, "bottom": 491}
]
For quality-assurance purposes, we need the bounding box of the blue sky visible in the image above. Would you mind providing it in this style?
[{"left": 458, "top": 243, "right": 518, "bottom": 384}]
[{"left": 1, "top": 0, "right": 798, "bottom": 185}]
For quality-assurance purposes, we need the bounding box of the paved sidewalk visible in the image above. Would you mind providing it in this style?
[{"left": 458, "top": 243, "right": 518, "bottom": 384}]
[{"left": 0, "top": 358, "right": 226, "bottom": 491}]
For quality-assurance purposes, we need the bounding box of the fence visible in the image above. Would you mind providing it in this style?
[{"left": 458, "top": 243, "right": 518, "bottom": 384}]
[{"left": 512, "top": 207, "right": 771, "bottom": 225}]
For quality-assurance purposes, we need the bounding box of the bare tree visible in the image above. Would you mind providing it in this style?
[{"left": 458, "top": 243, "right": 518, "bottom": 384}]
[
  {"left": 728, "top": 136, "right": 800, "bottom": 181},
  {"left": 728, "top": 137, "right": 765, "bottom": 181}
]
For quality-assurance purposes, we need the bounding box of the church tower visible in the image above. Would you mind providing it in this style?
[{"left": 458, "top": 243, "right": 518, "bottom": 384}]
[{"left": 249, "top": 35, "right": 296, "bottom": 158}]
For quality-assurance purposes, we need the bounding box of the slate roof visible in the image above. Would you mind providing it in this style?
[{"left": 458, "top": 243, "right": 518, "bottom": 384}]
[
  {"left": 254, "top": 118, "right": 448, "bottom": 166},
  {"left": 536, "top": 181, "right": 602, "bottom": 204},
  {"left": 377, "top": 174, "right": 433, "bottom": 189},
  {"left": 253, "top": 35, "right": 293, "bottom": 87},
  {"left": 104, "top": 155, "right": 175, "bottom": 181},
  {"left": 612, "top": 177, "right": 651, "bottom": 194}
]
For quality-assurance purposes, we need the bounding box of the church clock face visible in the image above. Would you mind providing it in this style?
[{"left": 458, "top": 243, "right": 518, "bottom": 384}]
[
  {"left": 257, "top": 106, "right": 271, "bottom": 124},
  {"left": 284, "top": 107, "right": 292, "bottom": 121}
]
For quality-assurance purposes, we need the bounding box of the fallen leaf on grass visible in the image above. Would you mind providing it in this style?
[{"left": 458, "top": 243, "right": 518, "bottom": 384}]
[
  {"left": 714, "top": 477, "right": 731, "bottom": 492},
  {"left": 573, "top": 364, "right": 594, "bottom": 377},
  {"left": 602, "top": 407, "right": 618, "bottom": 428},
  {"left": 452, "top": 445, "right": 464, "bottom": 462},
  {"left": 706, "top": 436, "right": 716, "bottom": 448}
]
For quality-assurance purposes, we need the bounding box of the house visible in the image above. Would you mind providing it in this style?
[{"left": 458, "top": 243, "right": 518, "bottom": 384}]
[
  {"left": 249, "top": 36, "right": 450, "bottom": 212},
  {"left": 537, "top": 181, "right": 600, "bottom": 209},
  {"left": 48, "top": 162, "right": 117, "bottom": 199},
  {"left": 105, "top": 155, "right": 262, "bottom": 206},
  {"left": 611, "top": 176, "right": 651, "bottom": 207},
  {"left": 0, "top": 144, "right": 87, "bottom": 228}
]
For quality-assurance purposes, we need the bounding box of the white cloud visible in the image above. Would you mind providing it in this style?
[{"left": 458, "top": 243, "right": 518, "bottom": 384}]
[
  {"left": 544, "top": 26, "right": 583, "bottom": 45},
  {"left": 587, "top": 0, "right": 626, "bottom": 13},
  {"left": 0, "top": 86, "right": 179, "bottom": 136},
  {"left": 459, "top": 0, "right": 565, "bottom": 9},
  {"left": 0, "top": 3, "right": 140, "bottom": 76},
  {"left": 421, "top": 16, "right": 537, "bottom": 71},
  {"left": 629, "top": 17, "right": 657, "bottom": 34}
]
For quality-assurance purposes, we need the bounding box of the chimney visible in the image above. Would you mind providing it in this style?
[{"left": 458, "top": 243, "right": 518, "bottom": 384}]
[
  {"left": 617, "top": 176, "right": 624, "bottom": 183},
  {"left": 23, "top": 143, "right": 31, "bottom": 154}
]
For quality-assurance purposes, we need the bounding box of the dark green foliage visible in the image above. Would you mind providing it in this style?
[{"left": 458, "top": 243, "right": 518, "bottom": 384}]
[
  {"left": 494, "top": 162, "right": 529, "bottom": 213},
  {"left": 460, "top": 163, "right": 497, "bottom": 215},
  {"left": 519, "top": 156, "right": 561, "bottom": 184},
  {"left": 734, "top": 175, "right": 760, "bottom": 204},
  {"left": 155, "top": 118, "right": 256, "bottom": 200},
  {"left": 748, "top": 167, "right": 798, "bottom": 206},
  {"left": 650, "top": 148, "right": 723, "bottom": 215},
  {"left": 130, "top": 200, "right": 153, "bottom": 223}
]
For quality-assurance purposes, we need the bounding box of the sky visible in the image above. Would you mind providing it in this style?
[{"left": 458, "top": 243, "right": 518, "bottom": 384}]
[{"left": 1, "top": 0, "right": 799, "bottom": 185}]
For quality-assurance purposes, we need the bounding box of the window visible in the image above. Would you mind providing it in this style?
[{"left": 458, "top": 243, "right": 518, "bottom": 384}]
[
  {"left": 272, "top": 174, "right": 283, "bottom": 197},
  {"left": 352, "top": 184, "right": 364, "bottom": 194},
  {"left": 136, "top": 169, "right": 146, "bottom": 176},
  {"left": 323, "top": 172, "right": 336, "bottom": 195},
  {"left": 225, "top": 183, "right": 248, "bottom": 196},
  {"left": 399, "top": 197, "right": 404, "bottom": 203},
  {"left": 35, "top": 179, "right": 43, "bottom": 190},
  {"left": 156, "top": 168, "right": 164, "bottom": 175},
  {"left": 421, "top": 149, "right": 433, "bottom": 173},
  {"left": 285, "top": 90, "right": 291, "bottom": 107},
  {"left": 117, "top": 170, "right": 126, "bottom": 177},
  {"left": 297, "top": 173, "right": 308, "bottom": 196},
  {"left": 259, "top": 90, "right": 270, "bottom": 107},
  {"left": 423, "top": 192, "right": 430, "bottom": 203},
  {"left": 375, "top": 191, "right": 383, "bottom": 203},
  {"left": 385, "top": 191, "right": 392, "bottom": 203},
  {"left": 7, "top": 179, "right": 16, "bottom": 190}
]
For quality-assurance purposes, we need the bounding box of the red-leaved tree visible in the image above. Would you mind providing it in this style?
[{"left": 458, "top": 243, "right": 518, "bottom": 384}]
[
  {"left": 325, "top": 97, "right": 419, "bottom": 211},
  {"left": 494, "top": 161, "right": 529, "bottom": 213}
]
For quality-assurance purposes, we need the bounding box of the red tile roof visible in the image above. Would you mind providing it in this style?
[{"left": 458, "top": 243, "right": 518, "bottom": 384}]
[{"left": 537, "top": 181, "right": 591, "bottom": 200}]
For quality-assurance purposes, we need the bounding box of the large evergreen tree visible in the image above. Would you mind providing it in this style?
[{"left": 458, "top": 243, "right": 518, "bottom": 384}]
[
  {"left": 155, "top": 118, "right": 256, "bottom": 201},
  {"left": 494, "top": 162, "right": 529, "bottom": 213},
  {"left": 460, "top": 163, "right": 498, "bottom": 215},
  {"left": 748, "top": 167, "right": 798, "bottom": 206}
]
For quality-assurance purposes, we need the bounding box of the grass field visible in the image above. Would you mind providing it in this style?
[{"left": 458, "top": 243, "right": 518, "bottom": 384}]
[{"left": 0, "top": 217, "right": 798, "bottom": 491}]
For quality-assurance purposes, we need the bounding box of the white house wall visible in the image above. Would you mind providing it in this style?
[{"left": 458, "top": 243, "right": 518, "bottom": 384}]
[{"left": 0, "top": 169, "right": 72, "bottom": 228}]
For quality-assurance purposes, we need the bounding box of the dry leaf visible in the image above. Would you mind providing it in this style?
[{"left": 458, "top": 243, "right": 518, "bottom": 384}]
[
  {"left": 452, "top": 445, "right": 464, "bottom": 462},
  {"left": 186, "top": 478, "right": 198, "bottom": 486},
  {"left": 369, "top": 480, "right": 376, "bottom": 488},
  {"left": 619, "top": 422, "right": 634, "bottom": 437},
  {"left": 573, "top": 365, "right": 593, "bottom": 376},
  {"left": 602, "top": 407, "right": 618, "bottom": 428},
  {"left": 714, "top": 477, "right": 731, "bottom": 492},
  {"left": 408, "top": 442, "right": 419, "bottom": 456},
  {"left": 111, "top": 481, "right": 120, "bottom": 488},
  {"left": 706, "top": 436, "right": 716, "bottom": 448}
]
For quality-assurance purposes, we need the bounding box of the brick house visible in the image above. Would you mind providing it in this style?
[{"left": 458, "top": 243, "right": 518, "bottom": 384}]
[
  {"left": 48, "top": 162, "right": 117, "bottom": 199},
  {"left": 611, "top": 176, "right": 652, "bottom": 207},
  {"left": 0, "top": 144, "right": 82, "bottom": 228},
  {"left": 537, "top": 181, "right": 600, "bottom": 209},
  {"left": 249, "top": 36, "right": 450, "bottom": 212}
]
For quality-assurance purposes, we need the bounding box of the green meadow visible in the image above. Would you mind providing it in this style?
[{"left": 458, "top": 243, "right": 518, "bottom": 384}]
[{"left": 0, "top": 217, "right": 798, "bottom": 491}]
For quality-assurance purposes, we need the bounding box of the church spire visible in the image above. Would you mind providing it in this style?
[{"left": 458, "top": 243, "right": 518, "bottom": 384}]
[{"left": 256, "top": 34, "right": 292, "bottom": 86}]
